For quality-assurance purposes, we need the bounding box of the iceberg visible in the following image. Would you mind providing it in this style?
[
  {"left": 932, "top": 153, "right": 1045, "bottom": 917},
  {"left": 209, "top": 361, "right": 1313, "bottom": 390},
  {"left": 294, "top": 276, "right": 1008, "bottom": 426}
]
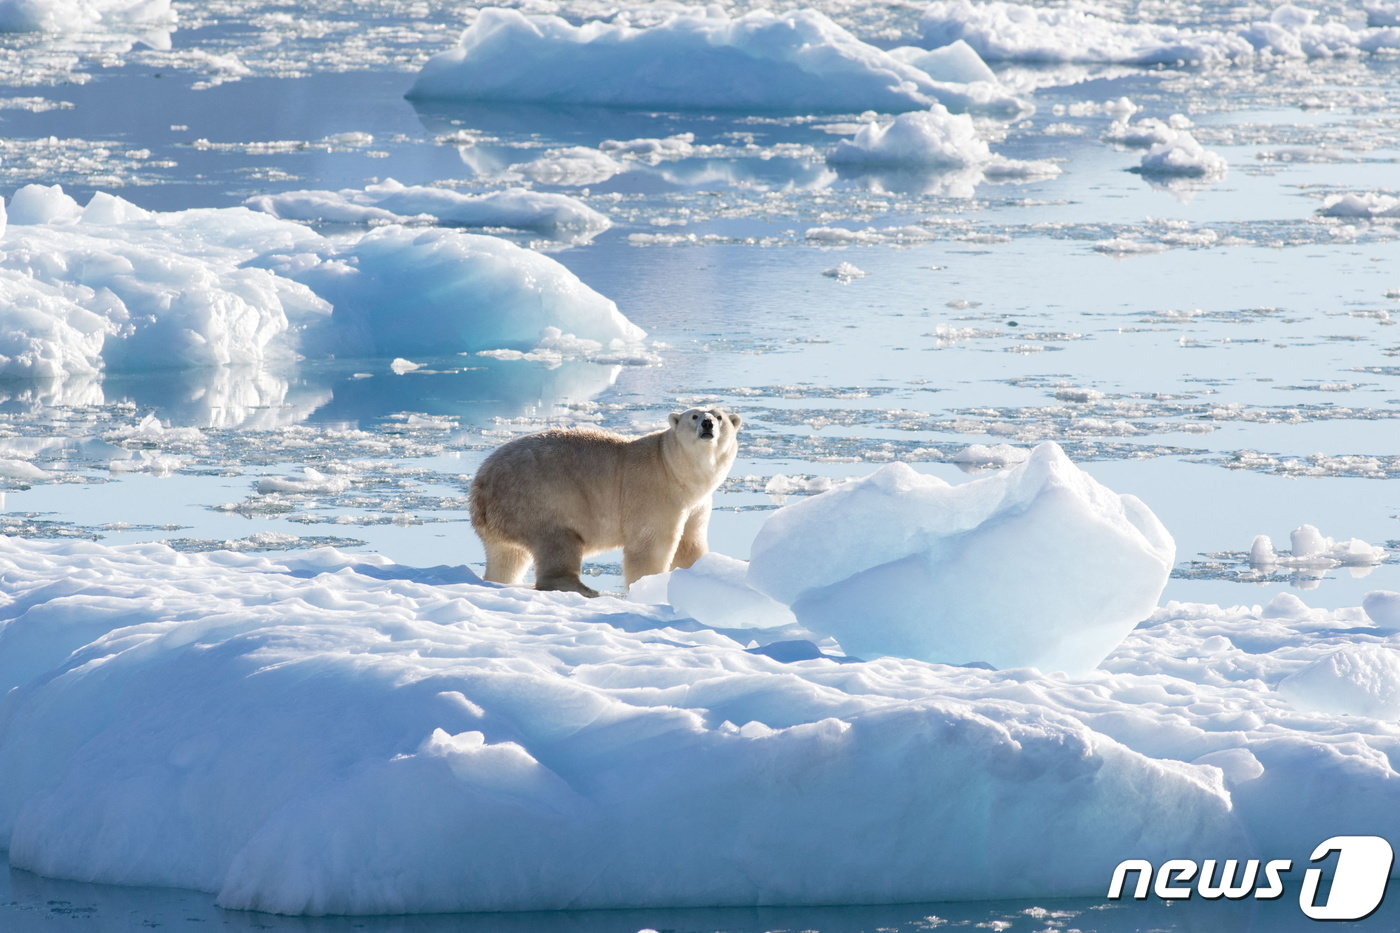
[
  {"left": 0, "top": 537, "right": 1243, "bottom": 913},
  {"left": 746, "top": 443, "right": 1175, "bottom": 674},
  {"left": 410, "top": 7, "right": 1016, "bottom": 114},
  {"left": 0, "top": 185, "right": 641, "bottom": 378}
]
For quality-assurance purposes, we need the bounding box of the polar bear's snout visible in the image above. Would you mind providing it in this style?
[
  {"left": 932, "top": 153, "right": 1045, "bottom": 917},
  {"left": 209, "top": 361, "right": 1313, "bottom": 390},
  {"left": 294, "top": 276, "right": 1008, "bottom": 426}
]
[{"left": 698, "top": 414, "right": 716, "bottom": 439}]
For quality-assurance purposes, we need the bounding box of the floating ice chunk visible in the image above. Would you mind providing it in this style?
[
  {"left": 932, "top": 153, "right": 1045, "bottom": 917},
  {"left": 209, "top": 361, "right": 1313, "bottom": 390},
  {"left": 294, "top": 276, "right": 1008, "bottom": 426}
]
[
  {"left": 1278, "top": 645, "right": 1400, "bottom": 719},
  {"left": 0, "top": 0, "right": 173, "bottom": 32},
  {"left": 246, "top": 179, "right": 611, "bottom": 239},
  {"left": 410, "top": 8, "right": 984, "bottom": 113},
  {"left": 1249, "top": 534, "right": 1277, "bottom": 567},
  {"left": 599, "top": 134, "right": 696, "bottom": 162},
  {"left": 1318, "top": 193, "right": 1400, "bottom": 219},
  {"left": 746, "top": 442, "right": 1175, "bottom": 674},
  {"left": 1257, "top": 525, "right": 1388, "bottom": 569},
  {"left": 951, "top": 443, "right": 1029, "bottom": 468},
  {"left": 822, "top": 262, "right": 866, "bottom": 283},
  {"left": 511, "top": 148, "right": 624, "bottom": 187},
  {"left": 1104, "top": 113, "right": 1192, "bottom": 148},
  {"left": 828, "top": 105, "right": 1060, "bottom": 179},
  {"left": 1135, "top": 129, "right": 1228, "bottom": 178},
  {"left": 254, "top": 468, "right": 351, "bottom": 495},
  {"left": 629, "top": 553, "right": 797, "bottom": 630},
  {"left": 476, "top": 326, "right": 658, "bottom": 367},
  {"left": 887, "top": 39, "right": 997, "bottom": 84},
  {"left": 0, "top": 186, "right": 639, "bottom": 377}
]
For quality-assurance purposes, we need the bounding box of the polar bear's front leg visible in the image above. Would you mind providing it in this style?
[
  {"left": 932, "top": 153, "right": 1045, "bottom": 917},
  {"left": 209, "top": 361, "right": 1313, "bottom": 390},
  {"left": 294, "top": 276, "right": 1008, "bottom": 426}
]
[
  {"left": 623, "top": 519, "right": 684, "bottom": 586},
  {"left": 671, "top": 501, "right": 711, "bottom": 570}
]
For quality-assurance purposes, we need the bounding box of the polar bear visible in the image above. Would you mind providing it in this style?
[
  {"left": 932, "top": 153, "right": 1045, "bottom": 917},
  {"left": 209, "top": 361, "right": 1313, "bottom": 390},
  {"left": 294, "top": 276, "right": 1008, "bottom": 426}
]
[{"left": 470, "top": 408, "right": 741, "bottom": 596}]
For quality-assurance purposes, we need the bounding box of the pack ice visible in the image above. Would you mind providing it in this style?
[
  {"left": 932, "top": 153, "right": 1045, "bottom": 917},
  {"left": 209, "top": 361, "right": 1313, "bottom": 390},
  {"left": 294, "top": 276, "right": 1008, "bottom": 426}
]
[
  {"left": 409, "top": 7, "right": 1021, "bottom": 114},
  {"left": 747, "top": 442, "right": 1174, "bottom": 674},
  {"left": 0, "top": 184, "right": 640, "bottom": 377}
]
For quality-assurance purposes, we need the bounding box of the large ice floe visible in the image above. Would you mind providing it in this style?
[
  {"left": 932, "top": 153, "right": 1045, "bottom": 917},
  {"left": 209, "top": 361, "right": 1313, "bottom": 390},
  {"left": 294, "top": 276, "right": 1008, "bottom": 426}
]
[
  {"left": 0, "top": 184, "right": 641, "bottom": 378},
  {"left": 409, "top": 7, "right": 1025, "bottom": 114},
  {"left": 920, "top": 0, "right": 1400, "bottom": 64},
  {"left": 3, "top": 491, "right": 1400, "bottom": 912},
  {"left": 0, "top": 0, "right": 173, "bottom": 32},
  {"left": 747, "top": 443, "right": 1174, "bottom": 675}
]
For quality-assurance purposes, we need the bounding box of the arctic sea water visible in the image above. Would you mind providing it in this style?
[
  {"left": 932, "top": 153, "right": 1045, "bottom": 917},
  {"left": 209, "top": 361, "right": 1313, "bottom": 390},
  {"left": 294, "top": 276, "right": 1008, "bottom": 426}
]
[{"left": 1, "top": 0, "right": 1399, "bottom": 929}]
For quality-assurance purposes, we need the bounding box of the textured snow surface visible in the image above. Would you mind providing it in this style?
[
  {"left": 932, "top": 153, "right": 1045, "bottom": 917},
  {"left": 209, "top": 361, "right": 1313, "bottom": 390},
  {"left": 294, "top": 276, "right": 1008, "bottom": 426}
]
[
  {"left": 410, "top": 7, "right": 1009, "bottom": 113},
  {"left": 0, "top": 0, "right": 173, "bottom": 32},
  {"left": 746, "top": 442, "right": 1174, "bottom": 674},
  {"left": 2, "top": 535, "right": 1400, "bottom": 913},
  {"left": 920, "top": 0, "right": 1400, "bottom": 64},
  {"left": 0, "top": 185, "right": 640, "bottom": 377}
]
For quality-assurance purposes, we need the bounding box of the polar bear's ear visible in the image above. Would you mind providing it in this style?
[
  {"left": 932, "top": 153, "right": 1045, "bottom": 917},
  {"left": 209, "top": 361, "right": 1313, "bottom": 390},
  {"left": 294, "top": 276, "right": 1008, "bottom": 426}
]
[
  {"left": 669, "top": 411, "right": 682, "bottom": 427},
  {"left": 727, "top": 412, "right": 742, "bottom": 429}
]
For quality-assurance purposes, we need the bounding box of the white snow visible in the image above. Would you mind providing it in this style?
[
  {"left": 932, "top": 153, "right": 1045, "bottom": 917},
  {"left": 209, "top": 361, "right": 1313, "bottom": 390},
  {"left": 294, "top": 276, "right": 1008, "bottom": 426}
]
[
  {"left": 1278, "top": 645, "right": 1400, "bottom": 718},
  {"left": 629, "top": 553, "right": 797, "bottom": 630},
  {"left": 3, "top": 527, "right": 1400, "bottom": 912},
  {"left": 245, "top": 179, "right": 612, "bottom": 240},
  {"left": 828, "top": 106, "right": 1060, "bottom": 180},
  {"left": 0, "top": 0, "right": 173, "bottom": 32},
  {"left": 409, "top": 7, "right": 1014, "bottom": 114},
  {"left": 920, "top": 0, "right": 1400, "bottom": 65},
  {"left": 0, "top": 184, "right": 641, "bottom": 377},
  {"left": 1318, "top": 192, "right": 1400, "bottom": 218},
  {"left": 746, "top": 442, "right": 1175, "bottom": 674},
  {"left": 1135, "top": 128, "right": 1228, "bottom": 179}
]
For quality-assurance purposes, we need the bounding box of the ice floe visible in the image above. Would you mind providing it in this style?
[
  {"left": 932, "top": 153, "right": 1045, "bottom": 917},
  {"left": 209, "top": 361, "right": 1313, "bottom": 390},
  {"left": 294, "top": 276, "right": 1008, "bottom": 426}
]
[
  {"left": 1318, "top": 192, "right": 1400, "bottom": 219},
  {"left": 827, "top": 105, "right": 1060, "bottom": 180},
  {"left": 244, "top": 179, "right": 611, "bottom": 240},
  {"left": 0, "top": 184, "right": 641, "bottom": 378},
  {"left": 410, "top": 7, "right": 1021, "bottom": 114}
]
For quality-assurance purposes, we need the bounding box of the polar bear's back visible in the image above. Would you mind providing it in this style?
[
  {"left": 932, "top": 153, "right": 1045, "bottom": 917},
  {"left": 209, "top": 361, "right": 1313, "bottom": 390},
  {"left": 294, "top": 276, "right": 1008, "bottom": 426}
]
[{"left": 470, "top": 427, "right": 641, "bottom": 550}]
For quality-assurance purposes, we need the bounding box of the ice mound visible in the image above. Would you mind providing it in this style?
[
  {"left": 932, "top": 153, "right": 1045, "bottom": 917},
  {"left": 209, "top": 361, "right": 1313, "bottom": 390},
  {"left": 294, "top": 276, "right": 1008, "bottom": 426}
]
[
  {"left": 409, "top": 7, "right": 1006, "bottom": 113},
  {"left": 828, "top": 106, "right": 1060, "bottom": 179},
  {"left": 0, "top": 0, "right": 173, "bottom": 32},
  {"left": 0, "top": 184, "right": 641, "bottom": 377},
  {"left": 1278, "top": 645, "right": 1400, "bottom": 719},
  {"left": 1318, "top": 192, "right": 1400, "bottom": 219},
  {"left": 887, "top": 39, "right": 997, "bottom": 84},
  {"left": 0, "top": 536, "right": 1241, "bottom": 913},
  {"left": 1248, "top": 525, "right": 1387, "bottom": 570},
  {"left": 245, "top": 179, "right": 611, "bottom": 240},
  {"left": 629, "top": 553, "right": 797, "bottom": 630},
  {"left": 746, "top": 442, "right": 1174, "bottom": 674},
  {"left": 920, "top": 0, "right": 1400, "bottom": 65},
  {"left": 1134, "top": 129, "right": 1228, "bottom": 178}
]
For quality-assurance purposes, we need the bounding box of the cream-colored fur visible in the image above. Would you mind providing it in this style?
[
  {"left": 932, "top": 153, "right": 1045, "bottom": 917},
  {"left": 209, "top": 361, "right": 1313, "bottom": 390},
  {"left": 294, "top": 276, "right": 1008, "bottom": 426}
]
[{"left": 470, "top": 408, "right": 741, "bottom": 596}]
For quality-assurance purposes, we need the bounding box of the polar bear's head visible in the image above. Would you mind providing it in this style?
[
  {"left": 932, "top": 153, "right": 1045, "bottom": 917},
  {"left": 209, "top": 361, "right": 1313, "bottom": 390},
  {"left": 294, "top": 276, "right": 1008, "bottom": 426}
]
[{"left": 669, "top": 407, "right": 741, "bottom": 448}]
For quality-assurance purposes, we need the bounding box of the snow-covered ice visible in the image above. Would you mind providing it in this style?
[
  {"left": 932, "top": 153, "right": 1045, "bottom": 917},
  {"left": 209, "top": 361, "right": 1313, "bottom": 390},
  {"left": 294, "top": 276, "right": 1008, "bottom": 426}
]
[
  {"left": 410, "top": 8, "right": 1014, "bottom": 113},
  {"left": 0, "top": 184, "right": 641, "bottom": 377},
  {"left": 0, "top": 0, "right": 173, "bottom": 32},
  {"left": 747, "top": 442, "right": 1175, "bottom": 675},
  {"left": 245, "top": 179, "right": 611, "bottom": 240},
  {"left": 1318, "top": 192, "right": 1400, "bottom": 219},
  {"left": 828, "top": 105, "right": 1060, "bottom": 179},
  {"left": 1134, "top": 129, "right": 1229, "bottom": 178}
]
